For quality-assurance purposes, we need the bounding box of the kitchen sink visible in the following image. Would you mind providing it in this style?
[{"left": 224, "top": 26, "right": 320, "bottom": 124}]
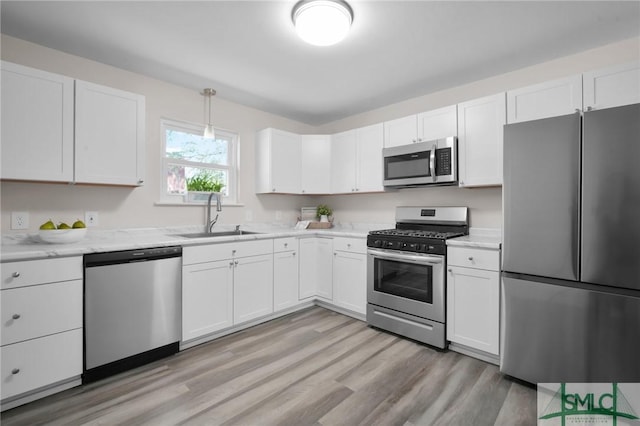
[{"left": 174, "top": 230, "right": 262, "bottom": 238}]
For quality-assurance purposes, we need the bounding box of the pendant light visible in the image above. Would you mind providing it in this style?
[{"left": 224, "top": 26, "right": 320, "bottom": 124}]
[
  {"left": 202, "top": 88, "right": 216, "bottom": 140},
  {"left": 292, "top": 0, "right": 353, "bottom": 46}
]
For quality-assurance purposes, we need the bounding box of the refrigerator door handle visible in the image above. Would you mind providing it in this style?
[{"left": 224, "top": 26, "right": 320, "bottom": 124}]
[{"left": 430, "top": 143, "right": 436, "bottom": 182}]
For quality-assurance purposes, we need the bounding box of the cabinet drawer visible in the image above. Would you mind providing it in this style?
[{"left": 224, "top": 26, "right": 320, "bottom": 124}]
[
  {"left": 1, "top": 257, "right": 82, "bottom": 290},
  {"left": 333, "top": 237, "right": 366, "bottom": 254},
  {"left": 274, "top": 237, "right": 297, "bottom": 253},
  {"left": 184, "top": 239, "right": 274, "bottom": 265},
  {"left": 1, "top": 328, "right": 83, "bottom": 400},
  {"left": 448, "top": 247, "right": 500, "bottom": 271},
  {"left": 1, "top": 280, "right": 83, "bottom": 346}
]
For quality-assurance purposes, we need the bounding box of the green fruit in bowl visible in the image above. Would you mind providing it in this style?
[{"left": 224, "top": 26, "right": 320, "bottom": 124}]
[
  {"left": 72, "top": 219, "right": 86, "bottom": 229},
  {"left": 58, "top": 222, "right": 71, "bottom": 229},
  {"left": 39, "top": 220, "right": 56, "bottom": 230}
]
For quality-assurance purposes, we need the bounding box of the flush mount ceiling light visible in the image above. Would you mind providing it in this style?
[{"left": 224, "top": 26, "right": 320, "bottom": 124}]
[
  {"left": 202, "top": 88, "right": 216, "bottom": 140},
  {"left": 292, "top": 0, "right": 353, "bottom": 46}
]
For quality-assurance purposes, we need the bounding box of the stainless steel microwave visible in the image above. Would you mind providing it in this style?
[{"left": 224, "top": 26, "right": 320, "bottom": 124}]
[{"left": 382, "top": 137, "right": 458, "bottom": 188}]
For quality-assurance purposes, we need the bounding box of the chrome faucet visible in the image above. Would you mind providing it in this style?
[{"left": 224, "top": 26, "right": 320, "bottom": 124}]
[{"left": 206, "top": 192, "right": 222, "bottom": 233}]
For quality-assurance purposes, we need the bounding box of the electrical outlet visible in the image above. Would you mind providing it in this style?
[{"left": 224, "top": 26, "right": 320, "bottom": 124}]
[
  {"left": 11, "top": 212, "right": 29, "bottom": 230},
  {"left": 85, "top": 211, "right": 99, "bottom": 227}
]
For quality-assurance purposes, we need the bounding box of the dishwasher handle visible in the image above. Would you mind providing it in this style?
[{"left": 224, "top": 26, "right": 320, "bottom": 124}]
[{"left": 84, "top": 246, "right": 182, "bottom": 267}]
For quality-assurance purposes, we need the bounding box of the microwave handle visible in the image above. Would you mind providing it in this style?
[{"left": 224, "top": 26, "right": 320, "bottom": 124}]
[{"left": 430, "top": 143, "right": 437, "bottom": 182}]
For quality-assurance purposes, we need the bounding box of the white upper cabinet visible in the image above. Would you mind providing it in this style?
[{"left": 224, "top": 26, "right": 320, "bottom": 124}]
[
  {"left": 255, "top": 128, "right": 301, "bottom": 194},
  {"left": 75, "top": 81, "right": 146, "bottom": 186},
  {"left": 507, "top": 75, "right": 583, "bottom": 123},
  {"left": 457, "top": 93, "right": 506, "bottom": 187},
  {"left": 417, "top": 104, "right": 458, "bottom": 141},
  {"left": 1, "top": 61, "right": 74, "bottom": 182},
  {"left": 331, "top": 123, "right": 384, "bottom": 194},
  {"left": 383, "top": 114, "right": 417, "bottom": 148},
  {"left": 583, "top": 61, "right": 640, "bottom": 111},
  {"left": 300, "top": 134, "right": 331, "bottom": 194},
  {"left": 384, "top": 105, "right": 457, "bottom": 148},
  {"left": 1, "top": 61, "right": 146, "bottom": 186},
  {"left": 355, "top": 123, "right": 384, "bottom": 193},
  {"left": 330, "top": 129, "right": 357, "bottom": 193}
]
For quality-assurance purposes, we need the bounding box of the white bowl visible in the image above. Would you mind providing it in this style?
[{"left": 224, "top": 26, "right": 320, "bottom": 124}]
[{"left": 38, "top": 228, "right": 87, "bottom": 244}]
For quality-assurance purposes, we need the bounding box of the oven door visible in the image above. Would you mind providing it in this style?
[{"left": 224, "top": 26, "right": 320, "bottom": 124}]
[
  {"left": 367, "top": 248, "right": 445, "bottom": 322},
  {"left": 382, "top": 137, "right": 457, "bottom": 187}
]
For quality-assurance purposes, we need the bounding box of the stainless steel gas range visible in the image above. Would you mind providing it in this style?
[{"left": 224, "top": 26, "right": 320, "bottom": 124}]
[{"left": 366, "top": 206, "right": 468, "bottom": 348}]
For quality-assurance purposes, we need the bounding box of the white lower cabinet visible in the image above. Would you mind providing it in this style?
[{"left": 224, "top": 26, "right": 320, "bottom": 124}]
[
  {"left": 332, "top": 237, "right": 367, "bottom": 315},
  {"left": 182, "top": 260, "right": 234, "bottom": 341},
  {"left": 446, "top": 246, "right": 501, "bottom": 359},
  {"left": 182, "top": 240, "right": 273, "bottom": 342},
  {"left": 1, "top": 329, "right": 83, "bottom": 400},
  {"left": 1, "top": 256, "right": 83, "bottom": 404},
  {"left": 298, "top": 237, "right": 333, "bottom": 301},
  {"left": 233, "top": 254, "right": 273, "bottom": 324},
  {"left": 273, "top": 238, "right": 299, "bottom": 312}
]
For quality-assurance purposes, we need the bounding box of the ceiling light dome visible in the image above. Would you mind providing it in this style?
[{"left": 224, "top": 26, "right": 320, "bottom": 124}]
[{"left": 292, "top": 0, "right": 353, "bottom": 46}]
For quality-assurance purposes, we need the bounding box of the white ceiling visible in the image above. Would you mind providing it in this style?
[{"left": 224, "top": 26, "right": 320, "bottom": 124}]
[{"left": 2, "top": 1, "right": 639, "bottom": 125}]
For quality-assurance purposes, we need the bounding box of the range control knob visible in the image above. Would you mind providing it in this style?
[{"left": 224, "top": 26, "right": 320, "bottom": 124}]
[{"left": 373, "top": 240, "right": 382, "bottom": 247}]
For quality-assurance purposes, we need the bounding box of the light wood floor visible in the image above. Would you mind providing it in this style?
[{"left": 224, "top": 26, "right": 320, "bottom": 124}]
[{"left": 1, "top": 307, "right": 536, "bottom": 425}]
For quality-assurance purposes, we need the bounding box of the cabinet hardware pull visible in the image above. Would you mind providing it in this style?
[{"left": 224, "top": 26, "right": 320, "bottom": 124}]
[
  {"left": 468, "top": 256, "right": 473, "bottom": 261},
  {"left": 234, "top": 260, "right": 239, "bottom": 266},
  {"left": 12, "top": 314, "right": 20, "bottom": 320},
  {"left": 448, "top": 269, "right": 452, "bottom": 272},
  {"left": 229, "top": 261, "right": 234, "bottom": 267},
  {"left": 284, "top": 243, "right": 288, "bottom": 248},
  {"left": 11, "top": 369, "right": 20, "bottom": 375},
  {"left": 12, "top": 272, "right": 20, "bottom": 278},
  {"left": 232, "top": 249, "right": 237, "bottom": 255},
  {"left": 137, "top": 179, "right": 144, "bottom": 184},
  {"left": 272, "top": 188, "right": 276, "bottom": 192},
  {"left": 292, "top": 252, "right": 296, "bottom": 257},
  {"left": 586, "top": 106, "right": 593, "bottom": 112}
]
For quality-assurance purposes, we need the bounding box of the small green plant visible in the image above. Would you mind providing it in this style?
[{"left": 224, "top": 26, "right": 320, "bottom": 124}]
[
  {"left": 186, "top": 170, "right": 224, "bottom": 192},
  {"left": 316, "top": 204, "right": 333, "bottom": 218}
]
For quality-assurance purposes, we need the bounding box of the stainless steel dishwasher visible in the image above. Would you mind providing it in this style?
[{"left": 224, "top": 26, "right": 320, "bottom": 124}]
[{"left": 83, "top": 246, "right": 182, "bottom": 383}]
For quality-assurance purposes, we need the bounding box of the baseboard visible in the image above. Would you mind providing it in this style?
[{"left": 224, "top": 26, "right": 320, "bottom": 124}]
[
  {"left": 448, "top": 342, "right": 500, "bottom": 365},
  {"left": 1, "top": 377, "right": 81, "bottom": 412}
]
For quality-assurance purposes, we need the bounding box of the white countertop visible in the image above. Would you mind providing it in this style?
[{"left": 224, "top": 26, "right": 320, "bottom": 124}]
[
  {"left": 447, "top": 228, "right": 502, "bottom": 250},
  {"left": 1, "top": 222, "right": 391, "bottom": 262}
]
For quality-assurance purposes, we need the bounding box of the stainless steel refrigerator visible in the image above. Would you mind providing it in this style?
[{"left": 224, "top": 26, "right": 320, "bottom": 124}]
[{"left": 501, "top": 103, "right": 640, "bottom": 384}]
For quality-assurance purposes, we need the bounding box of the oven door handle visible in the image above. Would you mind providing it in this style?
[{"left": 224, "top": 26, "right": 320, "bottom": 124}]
[{"left": 368, "top": 249, "right": 443, "bottom": 265}]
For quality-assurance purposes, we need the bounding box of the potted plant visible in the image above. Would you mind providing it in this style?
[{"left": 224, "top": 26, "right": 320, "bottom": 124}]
[
  {"left": 185, "top": 170, "right": 225, "bottom": 202},
  {"left": 316, "top": 204, "right": 333, "bottom": 223}
]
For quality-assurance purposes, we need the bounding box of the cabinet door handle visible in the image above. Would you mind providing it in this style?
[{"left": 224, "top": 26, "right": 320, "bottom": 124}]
[
  {"left": 468, "top": 256, "right": 474, "bottom": 261},
  {"left": 11, "top": 368, "right": 20, "bottom": 375},
  {"left": 229, "top": 261, "right": 234, "bottom": 268},
  {"left": 272, "top": 188, "right": 276, "bottom": 192},
  {"left": 12, "top": 272, "right": 20, "bottom": 278},
  {"left": 284, "top": 243, "right": 288, "bottom": 248},
  {"left": 232, "top": 249, "right": 237, "bottom": 255},
  {"left": 234, "top": 260, "right": 239, "bottom": 266},
  {"left": 12, "top": 314, "right": 20, "bottom": 320},
  {"left": 292, "top": 252, "right": 296, "bottom": 257},
  {"left": 448, "top": 269, "right": 452, "bottom": 273},
  {"left": 137, "top": 179, "right": 144, "bottom": 184}
]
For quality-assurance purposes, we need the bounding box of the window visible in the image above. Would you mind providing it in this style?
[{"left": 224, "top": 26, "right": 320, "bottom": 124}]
[{"left": 161, "top": 119, "right": 238, "bottom": 204}]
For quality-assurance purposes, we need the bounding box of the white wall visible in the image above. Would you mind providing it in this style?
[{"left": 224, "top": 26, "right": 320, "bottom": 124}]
[
  {"left": 1, "top": 35, "right": 316, "bottom": 232},
  {"left": 1, "top": 35, "right": 639, "bottom": 232}
]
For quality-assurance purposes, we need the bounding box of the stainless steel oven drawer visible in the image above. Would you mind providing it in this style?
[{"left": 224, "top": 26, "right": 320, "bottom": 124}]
[{"left": 367, "top": 304, "right": 446, "bottom": 349}]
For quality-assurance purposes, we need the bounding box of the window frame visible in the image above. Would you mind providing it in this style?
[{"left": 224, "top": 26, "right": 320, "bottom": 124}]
[{"left": 159, "top": 118, "right": 238, "bottom": 205}]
